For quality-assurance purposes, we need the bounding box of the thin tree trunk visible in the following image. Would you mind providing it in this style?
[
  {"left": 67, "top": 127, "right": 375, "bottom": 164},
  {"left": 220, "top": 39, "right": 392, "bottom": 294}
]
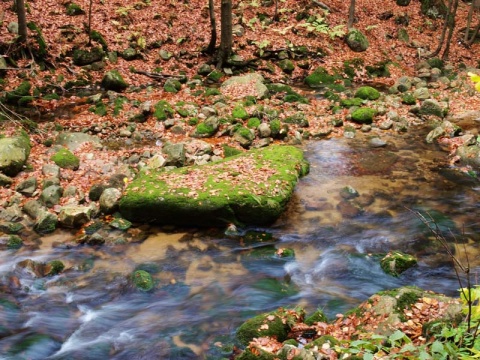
[
  {"left": 16, "top": 0, "right": 28, "bottom": 43},
  {"left": 273, "top": 0, "right": 279, "bottom": 22},
  {"left": 442, "top": 0, "right": 459, "bottom": 59},
  {"left": 218, "top": 0, "right": 232, "bottom": 67},
  {"left": 347, "top": 0, "right": 356, "bottom": 30},
  {"left": 466, "top": 20, "right": 480, "bottom": 46},
  {"left": 206, "top": 0, "right": 217, "bottom": 54},
  {"left": 429, "top": 0, "right": 453, "bottom": 57},
  {"left": 464, "top": 0, "right": 475, "bottom": 43},
  {"left": 87, "top": 0, "right": 93, "bottom": 46}
]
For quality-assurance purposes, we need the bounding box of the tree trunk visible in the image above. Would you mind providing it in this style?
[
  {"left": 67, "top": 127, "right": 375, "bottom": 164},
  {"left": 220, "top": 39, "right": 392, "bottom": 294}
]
[
  {"left": 441, "top": 0, "right": 459, "bottom": 59},
  {"left": 218, "top": 0, "right": 232, "bottom": 67},
  {"left": 16, "top": 0, "right": 28, "bottom": 43},
  {"left": 429, "top": 0, "right": 453, "bottom": 57},
  {"left": 347, "top": 0, "right": 356, "bottom": 30},
  {"left": 206, "top": 0, "right": 217, "bottom": 54},
  {"left": 87, "top": 0, "right": 93, "bottom": 46}
]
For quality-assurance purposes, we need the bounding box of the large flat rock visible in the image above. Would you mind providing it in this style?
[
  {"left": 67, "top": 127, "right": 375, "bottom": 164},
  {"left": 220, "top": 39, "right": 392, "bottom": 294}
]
[{"left": 119, "top": 145, "right": 309, "bottom": 226}]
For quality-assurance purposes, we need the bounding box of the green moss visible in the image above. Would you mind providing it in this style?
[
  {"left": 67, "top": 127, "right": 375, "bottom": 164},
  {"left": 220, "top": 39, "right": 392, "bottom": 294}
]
[
  {"left": 43, "top": 93, "right": 60, "bottom": 101},
  {"left": 304, "top": 309, "right": 328, "bottom": 325},
  {"left": 90, "top": 30, "right": 108, "bottom": 51},
  {"left": 205, "top": 87, "right": 221, "bottom": 97},
  {"left": 278, "top": 59, "right": 295, "bottom": 74},
  {"left": 90, "top": 101, "right": 108, "bottom": 116},
  {"left": 132, "top": 270, "right": 154, "bottom": 291},
  {"left": 351, "top": 108, "right": 376, "bottom": 124},
  {"left": 119, "top": 145, "right": 308, "bottom": 226},
  {"left": 236, "top": 347, "right": 276, "bottom": 360},
  {"left": 164, "top": 79, "right": 182, "bottom": 93},
  {"left": 187, "top": 117, "right": 199, "bottom": 126},
  {"left": 340, "top": 97, "right": 363, "bottom": 107},
  {"left": 366, "top": 61, "right": 391, "bottom": 78},
  {"left": 50, "top": 148, "right": 80, "bottom": 170},
  {"left": 284, "top": 113, "right": 308, "bottom": 127},
  {"left": 236, "top": 308, "right": 301, "bottom": 345},
  {"left": 7, "top": 235, "right": 23, "bottom": 249},
  {"left": 5, "top": 81, "right": 32, "bottom": 104},
  {"left": 402, "top": 93, "right": 416, "bottom": 105},
  {"left": 223, "top": 145, "right": 242, "bottom": 157},
  {"left": 243, "top": 96, "right": 257, "bottom": 106},
  {"left": 270, "top": 119, "right": 281, "bottom": 137},
  {"left": 355, "top": 86, "right": 380, "bottom": 100},
  {"left": 232, "top": 104, "right": 249, "bottom": 120},
  {"left": 73, "top": 47, "right": 104, "bottom": 66},
  {"left": 195, "top": 122, "right": 216, "bottom": 136},
  {"left": 247, "top": 117, "right": 261, "bottom": 129},
  {"left": 113, "top": 96, "right": 127, "bottom": 116},
  {"left": 304, "top": 66, "right": 336, "bottom": 88},
  {"left": 47, "top": 260, "right": 65, "bottom": 276},
  {"left": 208, "top": 70, "right": 223, "bottom": 82},
  {"left": 235, "top": 126, "right": 254, "bottom": 141},
  {"left": 66, "top": 2, "right": 85, "bottom": 15},
  {"left": 380, "top": 251, "right": 417, "bottom": 277},
  {"left": 427, "top": 57, "right": 444, "bottom": 69},
  {"left": 305, "top": 335, "right": 339, "bottom": 349},
  {"left": 153, "top": 100, "right": 175, "bottom": 121}
]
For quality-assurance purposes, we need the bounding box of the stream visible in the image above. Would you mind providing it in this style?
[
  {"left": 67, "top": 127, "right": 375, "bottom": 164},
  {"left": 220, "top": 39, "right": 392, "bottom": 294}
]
[{"left": 1, "top": 125, "right": 480, "bottom": 359}]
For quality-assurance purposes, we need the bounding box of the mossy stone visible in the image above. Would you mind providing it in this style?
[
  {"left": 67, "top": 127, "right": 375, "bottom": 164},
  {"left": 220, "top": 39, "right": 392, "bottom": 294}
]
[
  {"left": 193, "top": 122, "right": 216, "bottom": 137},
  {"left": 5, "top": 81, "right": 31, "bottom": 104},
  {"left": 232, "top": 104, "right": 249, "bottom": 120},
  {"left": 304, "top": 66, "right": 335, "bottom": 88},
  {"left": 153, "top": 100, "right": 175, "bottom": 121},
  {"left": 355, "top": 86, "right": 380, "bottom": 100},
  {"left": 132, "top": 270, "right": 154, "bottom": 291},
  {"left": 351, "top": 108, "right": 376, "bottom": 124},
  {"left": 7, "top": 235, "right": 23, "bottom": 249},
  {"left": 278, "top": 59, "right": 295, "bottom": 74},
  {"left": 345, "top": 29, "right": 369, "bottom": 52},
  {"left": 427, "top": 57, "right": 444, "bottom": 69},
  {"left": 46, "top": 260, "right": 65, "bottom": 276},
  {"left": 402, "top": 93, "right": 416, "bottom": 105},
  {"left": 101, "top": 70, "right": 128, "bottom": 92},
  {"left": 304, "top": 309, "right": 328, "bottom": 325},
  {"left": 164, "top": 78, "right": 182, "bottom": 93},
  {"left": 66, "top": 3, "right": 85, "bottom": 15},
  {"left": 247, "top": 117, "right": 261, "bottom": 129},
  {"left": 222, "top": 145, "right": 242, "bottom": 157},
  {"left": 73, "top": 47, "right": 104, "bottom": 66},
  {"left": 208, "top": 70, "right": 223, "bottom": 82},
  {"left": 50, "top": 148, "right": 80, "bottom": 170},
  {"left": 340, "top": 98, "right": 363, "bottom": 107}
]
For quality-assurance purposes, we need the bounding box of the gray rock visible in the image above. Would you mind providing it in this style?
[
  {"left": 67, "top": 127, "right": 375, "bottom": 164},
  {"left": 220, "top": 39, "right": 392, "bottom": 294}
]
[
  {"left": 7, "top": 22, "right": 18, "bottom": 34},
  {"left": 221, "top": 73, "right": 269, "bottom": 99},
  {"left": 0, "top": 134, "right": 31, "bottom": 177},
  {"left": 426, "top": 120, "right": 458, "bottom": 143},
  {"left": 185, "top": 140, "right": 213, "bottom": 156},
  {"left": 197, "top": 63, "right": 212, "bottom": 76},
  {"left": 159, "top": 49, "right": 173, "bottom": 60},
  {"left": 55, "top": 132, "right": 101, "bottom": 152},
  {"left": 58, "top": 205, "right": 92, "bottom": 228},
  {"left": 162, "top": 142, "right": 186, "bottom": 167},
  {"left": 0, "top": 204, "right": 23, "bottom": 222},
  {"left": 394, "top": 76, "right": 412, "bottom": 92},
  {"left": 200, "top": 106, "right": 216, "bottom": 118},
  {"left": 101, "top": 69, "right": 128, "bottom": 92},
  {"left": 232, "top": 24, "right": 245, "bottom": 37},
  {"left": 40, "top": 185, "right": 64, "bottom": 208},
  {"left": 42, "top": 164, "right": 61, "bottom": 178},
  {"left": 0, "top": 173, "right": 13, "bottom": 187},
  {"left": 42, "top": 176, "right": 60, "bottom": 190},
  {"left": 379, "top": 120, "right": 393, "bottom": 130},
  {"left": 340, "top": 185, "right": 359, "bottom": 200},
  {"left": 16, "top": 177, "right": 37, "bottom": 197},
  {"left": 146, "top": 154, "right": 167, "bottom": 170},
  {"left": 258, "top": 123, "right": 272, "bottom": 138},
  {"left": 23, "top": 200, "right": 43, "bottom": 219},
  {"left": 99, "top": 188, "right": 122, "bottom": 214},
  {"left": 413, "top": 87, "right": 430, "bottom": 100}
]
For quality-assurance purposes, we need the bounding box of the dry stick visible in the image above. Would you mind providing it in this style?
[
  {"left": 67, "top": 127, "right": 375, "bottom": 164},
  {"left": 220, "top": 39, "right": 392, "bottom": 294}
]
[{"left": 407, "top": 208, "right": 474, "bottom": 333}]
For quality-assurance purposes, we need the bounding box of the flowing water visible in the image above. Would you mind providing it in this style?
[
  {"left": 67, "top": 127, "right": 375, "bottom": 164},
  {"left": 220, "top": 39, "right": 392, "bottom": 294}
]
[{"left": 1, "top": 126, "right": 480, "bottom": 359}]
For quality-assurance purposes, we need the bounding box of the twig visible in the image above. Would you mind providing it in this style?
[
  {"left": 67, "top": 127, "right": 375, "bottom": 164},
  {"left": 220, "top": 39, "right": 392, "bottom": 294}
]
[{"left": 132, "top": 69, "right": 185, "bottom": 80}]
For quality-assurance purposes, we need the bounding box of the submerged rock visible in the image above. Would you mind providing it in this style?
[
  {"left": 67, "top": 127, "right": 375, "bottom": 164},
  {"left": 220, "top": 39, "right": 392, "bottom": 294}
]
[
  {"left": 119, "top": 145, "right": 309, "bottom": 226},
  {"left": 380, "top": 251, "right": 417, "bottom": 276}
]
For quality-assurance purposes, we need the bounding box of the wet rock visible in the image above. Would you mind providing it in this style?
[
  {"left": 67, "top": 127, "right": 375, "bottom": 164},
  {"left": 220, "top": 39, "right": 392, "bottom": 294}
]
[
  {"left": 380, "top": 251, "right": 417, "bottom": 276},
  {"left": 369, "top": 137, "right": 388, "bottom": 148},
  {"left": 337, "top": 200, "right": 363, "bottom": 218},
  {"left": 109, "top": 217, "right": 132, "bottom": 230},
  {"left": 0, "top": 234, "right": 23, "bottom": 250},
  {"left": 0, "top": 133, "right": 31, "bottom": 177},
  {"left": 132, "top": 270, "right": 154, "bottom": 291},
  {"left": 426, "top": 120, "right": 460, "bottom": 144},
  {"left": 40, "top": 185, "right": 64, "bottom": 208},
  {"left": 58, "top": 205, "right": 92, "bottom": 228},
  {"left": 340, "top": 185, "right": 359, "bottom": 200}
]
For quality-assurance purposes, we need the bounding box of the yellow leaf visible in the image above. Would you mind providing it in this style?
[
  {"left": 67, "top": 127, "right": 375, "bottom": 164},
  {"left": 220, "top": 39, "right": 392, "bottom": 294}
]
[{"left": 468, "top": 72, "right": 480, "bottom": 84}]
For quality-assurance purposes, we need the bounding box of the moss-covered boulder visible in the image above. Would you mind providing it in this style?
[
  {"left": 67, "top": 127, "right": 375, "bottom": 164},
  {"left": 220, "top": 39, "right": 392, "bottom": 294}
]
[
  {"left": 73, "top": 47, "right": 105, "bottom": 66},
  {"left": 101, "top": 69, "right": 128, "bottom": 92},
  {"left": 351, "top": 108, "right": 376, "bottom": 124},
  {"left": 345, "top": 29, "right": 369, "bottom": 52},
  {"left": 355, "top": 86, "right": 380, "bottom": 100},
  {"left": 50, "top": 148, "right": 80, "bottom": 170},
  {"left": 5, "top": 81, "right": 32, "bottom": 105},
  {"left": 65, "top": 2, "right": 85, "bottom": 15},
  {"left": 153, "top": 100, "right": 175, "bottom": 121},
  {"left": 236, "top": 308, "right": 304, "bottom": 346},
  {"left": 380, "top": 251, "right": 417, "bottom": 277},
  {"left": 0, "top": 132, "right": 31, "bottom": 176},
  {"left": 119, "top": 145, "right": 309, "bottom": 226},
  {"left": 304, "top": 66, "right": 335, "bottom": 88},
  {"left": 278, "top": 59, "right": 295, "bottom": 74}
]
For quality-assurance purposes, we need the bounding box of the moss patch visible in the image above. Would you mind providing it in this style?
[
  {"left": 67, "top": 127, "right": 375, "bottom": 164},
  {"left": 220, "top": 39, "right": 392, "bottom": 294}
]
[
  {"left": 351, "top": 108, "right": 376, "bottom": 124},
  {"left": 119, "top": 145, "right": 309, "bottom": 226},
  {"left": 355, "top": 86, "right": 380, "bottom": 100},
  {"left": 50, "top": 148, "right": 80, "bottom": 170}
]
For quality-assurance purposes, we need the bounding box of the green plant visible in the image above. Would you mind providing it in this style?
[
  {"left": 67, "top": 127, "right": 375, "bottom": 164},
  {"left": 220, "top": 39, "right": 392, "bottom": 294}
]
[{"left": 253, "top": 40, "right": 270, "bottom": 57}]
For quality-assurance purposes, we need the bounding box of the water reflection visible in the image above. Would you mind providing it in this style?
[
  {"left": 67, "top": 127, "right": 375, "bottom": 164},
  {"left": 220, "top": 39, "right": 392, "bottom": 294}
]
[{"left": 1, "top": 127, "right": 480, "bottom": 358}]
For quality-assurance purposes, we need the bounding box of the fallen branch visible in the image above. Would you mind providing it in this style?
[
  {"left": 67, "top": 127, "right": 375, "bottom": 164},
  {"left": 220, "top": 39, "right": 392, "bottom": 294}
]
[
  {"left": 312, "top": 0, "right": 332, "bottom": 12},
  {"left": 132, "top": 69, "right": 185, "bottom": 81}
]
